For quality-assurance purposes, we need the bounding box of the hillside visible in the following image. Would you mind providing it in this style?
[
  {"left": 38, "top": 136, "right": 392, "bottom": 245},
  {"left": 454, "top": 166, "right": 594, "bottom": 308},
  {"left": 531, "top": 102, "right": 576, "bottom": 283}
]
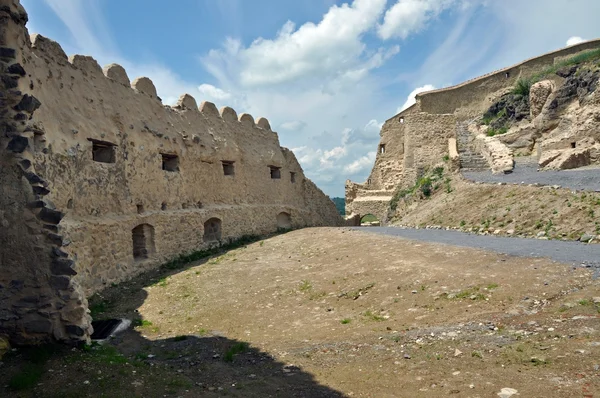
[{"left": 387, "top": 165, "right": 600, "bottom": 241}]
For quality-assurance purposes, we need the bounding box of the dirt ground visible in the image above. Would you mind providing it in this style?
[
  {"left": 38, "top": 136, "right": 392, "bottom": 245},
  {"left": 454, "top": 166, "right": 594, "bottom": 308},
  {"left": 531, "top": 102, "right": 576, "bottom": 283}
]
[
  {"left": 393, "top": 176, "right": 600, "bottom": 241},
  {"left": 2, "top": 227, "right": 600, "bottom": 397}
]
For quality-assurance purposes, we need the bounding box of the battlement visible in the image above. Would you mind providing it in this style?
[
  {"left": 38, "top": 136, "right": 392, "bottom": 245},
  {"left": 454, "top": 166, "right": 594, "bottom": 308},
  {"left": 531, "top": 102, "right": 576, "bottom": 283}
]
[{"left": 29, "top": 33, "right": 275, "bottom": 132}]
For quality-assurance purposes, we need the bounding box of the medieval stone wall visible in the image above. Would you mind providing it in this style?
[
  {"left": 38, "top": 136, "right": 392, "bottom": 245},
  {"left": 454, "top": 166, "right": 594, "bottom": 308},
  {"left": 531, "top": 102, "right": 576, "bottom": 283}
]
[
  {"left": 1, "top": 0, "right": 342, "bottom": 344},
  {"left": 418, "top": 39, "right": 600, "bottom": 116},
  {"left": 0, "top": 0, "right": 92, "bottom": 345},
  {"left": 346, "top": 38, "right": 600, "bottom": 221}
]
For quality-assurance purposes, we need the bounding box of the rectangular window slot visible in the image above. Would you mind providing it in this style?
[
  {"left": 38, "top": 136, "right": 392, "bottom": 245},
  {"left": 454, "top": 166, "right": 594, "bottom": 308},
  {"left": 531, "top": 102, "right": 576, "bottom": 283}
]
[
  {"left": 89, "top": 138, "right": 116, "bottom": 163},
  {"left": 91, "top": 319, "right": 123, "bottom": 340},
  {"left": 161, "top": 153, "right": 179, "bottom": 172},
  {"left": 571, "top": 142, "right": 576, "bottom": 149},
  {"left": 269, "top": 166, "right": 281, "bottom": 179},
  {"left": 222, "top": 161, "right": 235, "bottom": 176},
  {"left": 290, "top": 172, "right": 296, "bottom": 183},
  {"left": 379, "top": 144, "right": 386, "bottom": 154}
]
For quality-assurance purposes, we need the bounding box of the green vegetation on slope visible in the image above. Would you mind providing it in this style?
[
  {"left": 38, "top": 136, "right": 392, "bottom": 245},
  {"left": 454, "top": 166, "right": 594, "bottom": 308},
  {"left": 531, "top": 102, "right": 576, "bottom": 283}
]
[
  {"left": 330, "top": 197, "right": 345, "bottom": 216},
  {"left": 389, "top": 166, "right": 448, "bottom": 211},
  {"left": 482, "top": 47, "right": 600, "bottom": 137}
]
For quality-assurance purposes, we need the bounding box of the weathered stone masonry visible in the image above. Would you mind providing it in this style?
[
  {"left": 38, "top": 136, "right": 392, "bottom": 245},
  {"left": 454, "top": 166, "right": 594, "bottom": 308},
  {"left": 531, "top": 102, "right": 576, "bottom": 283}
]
[
  {"left": 1, "top": 0, "right": 342, "bottom": 345},
  {"left": 0, "top": 0, "right": 92, "bottom": 344}
]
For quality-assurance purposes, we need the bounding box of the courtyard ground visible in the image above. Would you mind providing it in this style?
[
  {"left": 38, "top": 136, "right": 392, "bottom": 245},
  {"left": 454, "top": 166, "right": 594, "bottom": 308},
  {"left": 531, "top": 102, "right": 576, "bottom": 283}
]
[{"left": 2, "top": 227, "right": 599, "bottom": 397}]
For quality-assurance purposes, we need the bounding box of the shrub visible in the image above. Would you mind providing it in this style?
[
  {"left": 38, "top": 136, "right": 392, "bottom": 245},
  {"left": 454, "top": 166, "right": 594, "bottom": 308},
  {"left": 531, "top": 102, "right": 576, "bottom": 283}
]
[
  {"left": 512, "top": 78, "right": 532, "bottom": 96},
  {"left": 487, "top": 126, "right": 508, "bottom": 137},
  {"left": 224, "top": 342, "right": 249, "bottom": 362}
]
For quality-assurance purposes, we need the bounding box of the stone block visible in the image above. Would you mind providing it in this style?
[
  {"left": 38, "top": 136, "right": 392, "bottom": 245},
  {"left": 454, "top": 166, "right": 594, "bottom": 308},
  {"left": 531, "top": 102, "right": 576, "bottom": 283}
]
[
  {"left": 38, "top": 207, "right": 64, "bottom": 224},
  {"left": 51, "top": 258, "right": 77, "bottom": 276},
  {"left": 23, "top": 317, "right": 52, "bottom": 334},
  {"left": 6, "top": 135, "right": 28, "bottom": 152},
  {"left": 0, "top": 47, "right": 16, "bottom": 60},
  {"left": 14, "top": 94, "right": 41, "bottom": 113},
  {"left": 32, "top": 185, "right": 50, "bottom": 196},
  {"left": 1, "top": 74, "right": 19, "bottom": 88},
  {"left": 24, "top": 171, "right": 46, "bottom": 185},
  {"left": 7, "top": 62, "right": 25, "bottom": 76},
  {"left": 65, "top": 324, "right": 86, "bottom": 337}
]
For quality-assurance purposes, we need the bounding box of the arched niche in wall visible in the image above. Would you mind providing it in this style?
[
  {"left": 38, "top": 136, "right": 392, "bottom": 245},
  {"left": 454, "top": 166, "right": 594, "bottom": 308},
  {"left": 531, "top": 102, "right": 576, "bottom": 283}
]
[
  {"left": 132, "top": 224, "right": 155, "bottom": 260},
  {"left": 204, "top": 218, "right": 222, "bottom": 242},
  {"left": 276, "top": 212, "right": 292, "bottom": 230}
]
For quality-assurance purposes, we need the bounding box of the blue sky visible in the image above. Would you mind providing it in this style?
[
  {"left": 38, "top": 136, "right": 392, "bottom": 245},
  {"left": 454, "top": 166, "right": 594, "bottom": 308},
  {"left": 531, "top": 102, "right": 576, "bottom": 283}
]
[{"left": 22, "top": 0, "right": 600, "bottom": 197}]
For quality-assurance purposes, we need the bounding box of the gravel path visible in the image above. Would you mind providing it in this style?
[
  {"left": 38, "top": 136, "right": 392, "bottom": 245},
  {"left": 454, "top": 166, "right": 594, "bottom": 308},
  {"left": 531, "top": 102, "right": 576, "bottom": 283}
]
[
  {"left": 462, "top": 164, "right": 600, "bottom": 192},
  {"left": 356, "top": 227, "right": 600, "bottom": 277}
]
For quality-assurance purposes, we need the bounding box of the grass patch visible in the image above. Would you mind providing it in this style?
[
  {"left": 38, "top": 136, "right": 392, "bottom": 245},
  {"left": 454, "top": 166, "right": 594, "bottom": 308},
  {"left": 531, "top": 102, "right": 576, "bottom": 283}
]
[
  {"left": 161, "top": 234, "right": 262, "bottom": 271},
  {"left": 88, "top": 295, "right": 111, "bottom": 318},
  {"left": 223, "top": 342, "right": 249, "bottom": 362},
  {"left": 486, "top": 126, "right": 509, "bottom": 137},
  {"left": 452, "top": 286, "right": 487, "bottom": 301},
  {"left": 87, "top": 344, "right": 128, "bottom": 365},
  {"left": 529, "top": 48, "right": 600, "bottom": 84},
  {"left": 155, "top": 277, "right": 168, "bottom": 287},
  {"left": 390, "top": 167, "right": 447, "bottom": 211},
  {"left": 8, "top": 363, "right": 44, "bottom": 391},
  {"left": 486, "top": 283, "right": 499, "bottom": 290},
  {"left": 340, "top": 318, "right": 351, "bottom": 324},
  {"left": 338, "top": 282, "right": 375, "bottom": 300},
  {"left": 363, "top": 310, "right": 386, "bottom": 322},
  {"left": 309, "top": 291, "right": 327, "bottom": 300},
  {"left": 299, "top": 280, "right": 312, "bottom": 292},
  {"left": 360, "top": 214, "right": 379, "bottom": 223},
  {"left": 7, "top": 344, "right": 57, "bottom": 391}
]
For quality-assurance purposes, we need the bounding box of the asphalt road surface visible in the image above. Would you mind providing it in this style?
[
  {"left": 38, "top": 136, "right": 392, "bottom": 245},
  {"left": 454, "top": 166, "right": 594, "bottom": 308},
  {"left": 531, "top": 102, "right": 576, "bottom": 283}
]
[{"left": 356, "top": 227, "right": 600, "bottom": 277}]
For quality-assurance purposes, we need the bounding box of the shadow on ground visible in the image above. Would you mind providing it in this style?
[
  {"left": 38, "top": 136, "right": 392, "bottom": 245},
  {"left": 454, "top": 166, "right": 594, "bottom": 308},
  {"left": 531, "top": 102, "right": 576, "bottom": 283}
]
[{"left": 1, "top": 240, "right": 344, "bottom": 398}]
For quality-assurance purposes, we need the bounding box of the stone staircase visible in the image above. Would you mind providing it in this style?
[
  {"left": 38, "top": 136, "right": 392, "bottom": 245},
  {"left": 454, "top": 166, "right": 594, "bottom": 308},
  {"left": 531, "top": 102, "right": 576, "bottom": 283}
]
[
  {"left": 457, "top": 122, "right": 489, "bottom": 171},
  {"left": 513, "top": 155, "right": 539, "bottom": 169}
]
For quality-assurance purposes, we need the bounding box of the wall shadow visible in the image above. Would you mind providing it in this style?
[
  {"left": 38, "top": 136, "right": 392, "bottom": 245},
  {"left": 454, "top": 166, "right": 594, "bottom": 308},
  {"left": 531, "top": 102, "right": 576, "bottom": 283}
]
[{"left": 1, "top": 241, "right": 345, "bottom": 397}]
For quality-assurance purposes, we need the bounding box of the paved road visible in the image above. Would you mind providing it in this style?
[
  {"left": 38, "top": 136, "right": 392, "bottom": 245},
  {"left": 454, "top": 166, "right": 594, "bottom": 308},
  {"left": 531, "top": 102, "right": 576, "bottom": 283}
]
[
  {"left": 462, "top": 164, "right": 600, "bottom": 192},
  {"left": 355, "top": 227, "right": 600, "bottom": 277}
]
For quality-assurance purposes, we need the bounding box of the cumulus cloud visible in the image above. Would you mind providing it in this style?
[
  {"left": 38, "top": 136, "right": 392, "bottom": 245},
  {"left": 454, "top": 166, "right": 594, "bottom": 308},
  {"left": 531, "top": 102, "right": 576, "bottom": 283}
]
[
  {"left": 202, "top": 0, "right": 391, "bottom": 87},
  {"left": 378, "top": 0, "right": 457, "bottom": 40},
  {"left": 344, "top": 152, "right": 376, "bottom": 174},
  {"left": 197, "top": 84, "right": 232, "bottom": 101},
  {"left": 397, "top": 84, "right": 435, "bottom": 113},
  {"left": 566, "top": 36, "right": 585, "bottom": 46},
  {"left": 291, "top": 119, "right": 382, "bottom": 194}
]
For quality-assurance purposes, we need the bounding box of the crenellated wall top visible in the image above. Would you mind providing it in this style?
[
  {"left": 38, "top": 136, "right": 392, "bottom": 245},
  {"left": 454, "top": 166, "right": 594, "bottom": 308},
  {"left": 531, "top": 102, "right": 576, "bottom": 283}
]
[{"left": 26, "top": 33, "right": 276, "bottom": 132}]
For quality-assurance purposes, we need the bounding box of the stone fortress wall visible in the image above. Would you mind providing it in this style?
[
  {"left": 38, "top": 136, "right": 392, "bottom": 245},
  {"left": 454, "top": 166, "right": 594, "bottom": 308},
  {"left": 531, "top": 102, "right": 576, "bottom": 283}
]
[
  {"left": 346, "top": 38, "right": 600, "bottom": 222},
  {"left": 0, "top": 0, "right": 342, "bottom": 345}
]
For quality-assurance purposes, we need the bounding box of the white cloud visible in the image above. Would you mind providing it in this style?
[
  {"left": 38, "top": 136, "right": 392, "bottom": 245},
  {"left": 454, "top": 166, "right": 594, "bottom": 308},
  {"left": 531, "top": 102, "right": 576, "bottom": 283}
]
[
  {"left": 398, "top": 84, "right": 435, "bottom": 113},
  {"left": 202, "top": 0, "right": 390, "bottom": 87},
  {"left": 41, "top": 0, "right": 113, "bottom": 57},
  {"left": 280, "top": 120, "right": 307, "bottom": 131},
  {"left": 290, "top": 119, "right": 382, "bottom": 194},
  {"left": 197, "top": 84, "right": 232, "bottom": 101},
  {"left": 344, "top": 152, "right": 376, "bottom": 174},
  {"left": 378, "top": 0, "right": 457, "bottom": 40},
  {"left": 566, "top": 36, "right": 585, "bottom": 46}
]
